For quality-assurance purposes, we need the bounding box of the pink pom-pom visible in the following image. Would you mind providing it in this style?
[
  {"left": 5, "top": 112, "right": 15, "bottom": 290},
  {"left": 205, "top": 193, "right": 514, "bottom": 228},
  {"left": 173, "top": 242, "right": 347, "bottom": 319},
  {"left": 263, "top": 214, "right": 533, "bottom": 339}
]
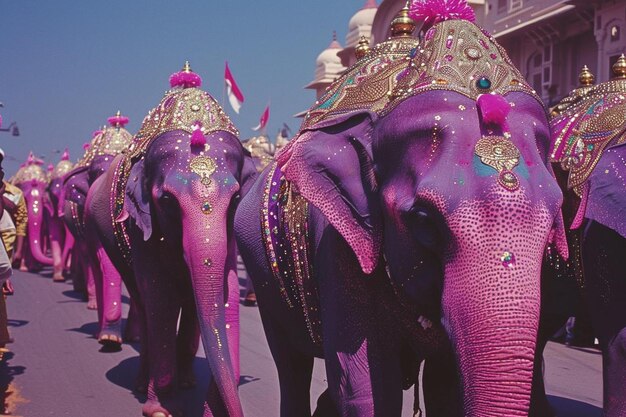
[
  {"left": 83, "top": 142, "right": 91, "bottom": 150},
  {"left": 190, "top": 124, "right": 207, "bottom": 148},
  {"left": 108, "top": 114, "right": 129, "bottom": 127},
  {"left": 409, "top": 0, "right": 475, "bottom": 31},
  {"left": 169, "top": 71, "right": 202, "bottom": 89},
  {"left": 477, "top": 93, "right": 510, "bottom": 130},
  {"left": 47, "top": 164, "right": 54, "bottom": 172},
  {"left": 61, "top": 148, "right": 70, "bottom": 161}
]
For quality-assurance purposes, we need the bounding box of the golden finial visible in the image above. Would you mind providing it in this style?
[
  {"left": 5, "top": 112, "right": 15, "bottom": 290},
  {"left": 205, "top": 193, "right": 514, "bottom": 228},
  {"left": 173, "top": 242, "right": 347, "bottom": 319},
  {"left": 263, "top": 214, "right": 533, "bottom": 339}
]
[
  {"left": 612, "top": 54, "right": 626, "bottom": 79},
  {"left": 355, "top": 36, "right": 371, "bottom": 60},
  {"left": 183, "top": 60, "right": 192, "bottom": 73},
  {"left": 116, "top": 110, "right": 121, "bottom": 117},
  {"left": 578, "top": 65, "right": 594, "bottom": 86},
  {"left": 390, "top": 2, "right": 416, "bottom": 38}
]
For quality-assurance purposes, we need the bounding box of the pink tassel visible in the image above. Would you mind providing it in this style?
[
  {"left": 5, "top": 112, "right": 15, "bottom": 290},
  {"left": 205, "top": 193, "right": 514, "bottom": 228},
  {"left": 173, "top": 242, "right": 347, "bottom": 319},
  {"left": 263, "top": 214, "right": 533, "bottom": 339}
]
[
  {"left": 477, "top": 93, "right": 510, "bottom": 130},
  {"left": 190, "top": 126, "right": 207, "bottom": 148},
  {"left": 169, "top": 71, "right": 202, "bottom": 89},
  {"left": 409, "top": 0, "right": 475, "bottom": 31},
  {"left": 61, "top": 148, "right": 70, "bottom": 161},
  {"left": 47, "top": 164, "right": 54, "bottom": 172},
  {"left": 83, "top": 142, "right": 91, "bottom": 150},
  {"left": 108, "top": 114, "right": 129, "bottom": 127}
]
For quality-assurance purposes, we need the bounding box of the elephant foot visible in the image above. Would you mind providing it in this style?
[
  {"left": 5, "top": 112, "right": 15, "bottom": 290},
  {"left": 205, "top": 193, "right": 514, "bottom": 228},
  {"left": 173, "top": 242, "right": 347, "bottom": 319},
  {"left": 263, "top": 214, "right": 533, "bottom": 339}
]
[
  {"left": 19, "top": 265, "right": 28, "bottom": 272},
  {"left": 52, "top": 272, "right": 65, "bottom": 282},
  {"left": 98, "top": 334, "right": 122, "bottom": 352},
  {"left": 243, "top": 291, "right": 257, "bottom": 306},
  {"left": 86, "top": 298, "right": 97, "bottom": 310}
]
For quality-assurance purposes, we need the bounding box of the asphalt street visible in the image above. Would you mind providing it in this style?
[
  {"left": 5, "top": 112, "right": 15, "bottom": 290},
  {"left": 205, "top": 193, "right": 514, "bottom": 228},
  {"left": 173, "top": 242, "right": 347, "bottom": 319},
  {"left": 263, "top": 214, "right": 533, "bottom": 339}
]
[{"left": 0, "top": 268, "right": 603, "bottom": 417}]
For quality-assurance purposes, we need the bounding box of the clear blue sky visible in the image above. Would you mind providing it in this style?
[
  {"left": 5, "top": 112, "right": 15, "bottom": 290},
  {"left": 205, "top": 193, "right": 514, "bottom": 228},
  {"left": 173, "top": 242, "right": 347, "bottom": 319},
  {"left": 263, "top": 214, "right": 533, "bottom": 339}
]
[{"left": 0, "top": 0, "right": 368, "bottom": 175}]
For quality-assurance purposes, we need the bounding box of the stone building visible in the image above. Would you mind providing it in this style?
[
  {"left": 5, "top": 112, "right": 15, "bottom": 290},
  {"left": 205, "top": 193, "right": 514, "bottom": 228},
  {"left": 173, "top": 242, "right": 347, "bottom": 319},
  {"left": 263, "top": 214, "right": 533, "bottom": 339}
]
[{"left": 303, "top": 0, "right": 625, "bottom": 107}]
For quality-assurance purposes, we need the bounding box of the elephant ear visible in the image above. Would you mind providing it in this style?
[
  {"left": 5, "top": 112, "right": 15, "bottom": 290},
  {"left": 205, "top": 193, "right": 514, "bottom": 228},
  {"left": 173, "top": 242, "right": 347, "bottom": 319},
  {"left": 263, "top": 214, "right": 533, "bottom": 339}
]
[
  {"left": 125, "top": 158, "right": 153, "bottom": 241},
  {"left": 62, "top": 166, "right": 90, "bottom": 208},
  {"left": 278, "top": 111, "right": 381, "bottom": 274}
]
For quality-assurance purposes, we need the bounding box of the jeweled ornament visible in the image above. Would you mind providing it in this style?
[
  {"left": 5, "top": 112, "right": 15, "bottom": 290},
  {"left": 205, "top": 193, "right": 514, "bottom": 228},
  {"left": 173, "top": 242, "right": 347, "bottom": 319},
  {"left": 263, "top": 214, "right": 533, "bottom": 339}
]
[{"left": 476, "top": 76, "right": 491, "bottom": 90}]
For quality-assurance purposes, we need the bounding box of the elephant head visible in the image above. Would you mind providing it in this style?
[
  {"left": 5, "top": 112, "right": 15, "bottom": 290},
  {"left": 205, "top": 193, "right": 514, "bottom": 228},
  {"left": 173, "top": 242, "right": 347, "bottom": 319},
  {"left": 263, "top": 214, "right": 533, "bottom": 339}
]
[
  {"left": 120, "top": 65, "right": 255, "bottom": 416},
  {"left": 278, "top": 3, "right": 566, "bottom": 415},
  {"left": 12, "top": 152, "right": 53, "bottom": 266},
  {"left": 550, "top": 54, "right": 626, "bottom": 239}
]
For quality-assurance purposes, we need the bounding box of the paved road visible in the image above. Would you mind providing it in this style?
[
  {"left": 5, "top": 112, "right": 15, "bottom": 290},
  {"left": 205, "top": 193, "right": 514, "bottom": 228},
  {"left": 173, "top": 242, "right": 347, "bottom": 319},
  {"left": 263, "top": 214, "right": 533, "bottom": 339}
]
[{"left": 0, "top": 268, "right": 603, "bottom": 416}]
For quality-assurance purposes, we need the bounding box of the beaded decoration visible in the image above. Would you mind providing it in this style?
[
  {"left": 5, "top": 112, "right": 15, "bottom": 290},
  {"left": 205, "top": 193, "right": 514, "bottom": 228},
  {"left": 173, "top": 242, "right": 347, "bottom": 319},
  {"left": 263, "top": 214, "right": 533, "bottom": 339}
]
[
  {"left": 11, "top": 161, "right": 48, "bottom": 185},
  {"left": 383, "top": 19, "right": 539, "bottom": 114},
  {"left": 550, "top": 72, "right": 626, "bottom": 196},
  {"left": 262, "top": 164, "right": 322, "bottom": 347}
]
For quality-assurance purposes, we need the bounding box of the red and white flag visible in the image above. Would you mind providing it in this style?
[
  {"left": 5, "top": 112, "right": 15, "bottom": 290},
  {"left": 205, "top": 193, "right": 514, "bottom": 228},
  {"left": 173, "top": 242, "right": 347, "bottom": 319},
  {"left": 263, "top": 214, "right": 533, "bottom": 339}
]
[
  {"left": 224, "top": 62, "right": 244, "bottom": 114},
  {"left": 252, "top": 105, "right": 270, "bottom": 132}
]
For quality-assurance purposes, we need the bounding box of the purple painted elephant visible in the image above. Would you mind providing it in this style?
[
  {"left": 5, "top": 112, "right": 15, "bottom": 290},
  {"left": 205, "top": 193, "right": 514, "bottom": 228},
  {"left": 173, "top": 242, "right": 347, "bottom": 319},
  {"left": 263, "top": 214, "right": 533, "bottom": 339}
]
[
  {"left": 548, "top": 55, "right": 626, "bottom": 417},
  {"left": 62, "top": 115, "right": 134, "bottom": 350},
  {"left": 47, "top": 149, "right": 75, "bottom": 282},
  {"left": 86, "top": 64, "right": 256, "bottom": 417},
  {"left": 11, "top": 153, "right": 54, "bottom": 271},
  {"left": 235, "top": 5, "right": 567, "bottom": 417}
]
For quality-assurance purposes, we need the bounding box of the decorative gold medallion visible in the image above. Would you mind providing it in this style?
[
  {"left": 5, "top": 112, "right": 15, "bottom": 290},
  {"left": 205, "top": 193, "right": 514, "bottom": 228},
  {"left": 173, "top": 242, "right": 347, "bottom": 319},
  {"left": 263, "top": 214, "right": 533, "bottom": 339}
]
[
  {"left": 189, "top": 155, "right": 217, "bottom": 186},
  {"left": 475, "top": 135, "right": 521, "bottom": 191}
]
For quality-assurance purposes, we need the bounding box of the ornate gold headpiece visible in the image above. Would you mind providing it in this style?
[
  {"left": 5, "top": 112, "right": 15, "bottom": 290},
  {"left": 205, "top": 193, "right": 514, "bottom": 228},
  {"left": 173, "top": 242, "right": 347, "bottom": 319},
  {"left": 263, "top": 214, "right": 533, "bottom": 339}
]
[
  {"left": 551, "top": 65, "right": 596, "bottom": 116},
  {"left": 127, "top": 82, "right": 237, "bottom": 160},
  {"left": 11, "top": 162, "right": 48, "bottom": 185},
  {"left": 383, "top": 19, "right": 538, "bottom": 114},
  {"left": 300, "top": 9, "right": 419, "bottom": 130}
]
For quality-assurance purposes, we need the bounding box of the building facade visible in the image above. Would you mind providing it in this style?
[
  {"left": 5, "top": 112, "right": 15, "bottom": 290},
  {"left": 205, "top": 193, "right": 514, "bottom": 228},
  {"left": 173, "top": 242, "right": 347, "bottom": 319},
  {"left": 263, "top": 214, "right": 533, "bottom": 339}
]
[{"left": 304, "top": 0, "right": 625, "bottom": 107}]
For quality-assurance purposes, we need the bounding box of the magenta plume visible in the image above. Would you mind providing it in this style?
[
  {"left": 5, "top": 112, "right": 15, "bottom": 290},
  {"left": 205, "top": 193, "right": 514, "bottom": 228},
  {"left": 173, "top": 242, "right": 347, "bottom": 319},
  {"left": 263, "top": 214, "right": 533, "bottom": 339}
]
[{"left": 409, "top": 0, "right": 475, "bottom": 31}]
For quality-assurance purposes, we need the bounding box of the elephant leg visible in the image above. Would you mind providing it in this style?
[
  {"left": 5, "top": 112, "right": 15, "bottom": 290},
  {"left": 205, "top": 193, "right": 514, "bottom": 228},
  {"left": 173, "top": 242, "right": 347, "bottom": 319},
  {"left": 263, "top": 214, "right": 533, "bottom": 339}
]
[
  {"left": 50, "top": 240, "right": 64, "bottom": 281},
  {"left": 225, "top": 245, "right": 240, "bottom": 380},
  {"left": 262, "top": 313, "right": 314, "bottom": 417},
  {"left": 96, "top": 244, "right": 123, "bottom": 349},
  {"left": 582, "top": 221, "right": 626, "bottom": 416},
  {"left": 135, "top": 242, "right": 182, "bottom": 417},
  {"left": 80, "top": 241, "right": 97, "bottom": 310},
  {"left": 316, "top": 228, "right": 402, "bottom": 417},
  {"left": 124, "top": 296, "right": 143, "bottom": 343}
]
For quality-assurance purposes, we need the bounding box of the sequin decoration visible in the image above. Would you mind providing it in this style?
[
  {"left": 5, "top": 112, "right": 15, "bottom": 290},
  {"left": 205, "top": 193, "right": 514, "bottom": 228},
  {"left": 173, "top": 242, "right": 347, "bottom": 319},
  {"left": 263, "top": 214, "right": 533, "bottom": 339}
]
[
  {"left": 474, "top": 135, "right": 521, "bottom": 191},
  {"left": 189, "top": 155, "right": 217, "bottom": 186},
  {"left": 501, "top": 251, "right": 516, "bottom": 268},
  {"left": 201, "top": 201, "right": 212, "bottom": 214},
  {"left": 261, "top": 164, "right": 322, "bottom": 347}
]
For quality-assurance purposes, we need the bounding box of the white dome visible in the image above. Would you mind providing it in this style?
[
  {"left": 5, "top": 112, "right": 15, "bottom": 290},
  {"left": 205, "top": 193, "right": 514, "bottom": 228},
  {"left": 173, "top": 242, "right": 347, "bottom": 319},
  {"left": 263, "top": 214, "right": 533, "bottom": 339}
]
[
  {"left": 316, "top": 39, "right": 343, "bottom": 66},
  {"left": 349, "top": 3, "right": 378, "bottom": 32}
]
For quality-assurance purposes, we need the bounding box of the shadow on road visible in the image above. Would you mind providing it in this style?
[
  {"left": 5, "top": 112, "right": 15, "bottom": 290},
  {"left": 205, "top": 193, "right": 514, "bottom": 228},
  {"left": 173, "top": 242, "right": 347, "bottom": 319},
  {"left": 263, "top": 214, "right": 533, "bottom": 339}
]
[
  {"left": 0, "top": 352, "right": 26, "bottom": 414},
  {"left": 67, "top": 321, "right": 99, "bottom": 339},
  {"left": 548, "top": 395, "right": 602, "bottom": 416}
]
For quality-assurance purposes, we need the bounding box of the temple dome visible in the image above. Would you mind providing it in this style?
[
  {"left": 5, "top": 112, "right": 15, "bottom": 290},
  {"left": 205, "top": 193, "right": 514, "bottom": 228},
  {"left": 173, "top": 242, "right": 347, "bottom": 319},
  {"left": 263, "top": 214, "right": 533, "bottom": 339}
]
[
  {"left": 346, "top": 0, "right": 378, "bottom": 46},
  {"left": 316, "top": 37, "right": 343, "bottom": 67}
]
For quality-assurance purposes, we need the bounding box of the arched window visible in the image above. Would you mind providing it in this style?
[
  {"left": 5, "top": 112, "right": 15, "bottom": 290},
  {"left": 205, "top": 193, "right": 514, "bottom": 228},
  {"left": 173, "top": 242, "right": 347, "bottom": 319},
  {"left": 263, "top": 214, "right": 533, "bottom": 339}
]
[{"left": 527, "top": 46, "right": 552, "bottom": 100}]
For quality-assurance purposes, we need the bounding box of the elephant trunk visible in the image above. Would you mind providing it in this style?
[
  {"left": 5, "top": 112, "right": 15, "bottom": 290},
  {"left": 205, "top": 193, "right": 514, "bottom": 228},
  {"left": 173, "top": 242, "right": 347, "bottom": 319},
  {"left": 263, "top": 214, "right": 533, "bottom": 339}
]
[
  {"left": 183, "top": 217, "right": 243, "bottom": 417},
  {"left": 440, "top": 194, "right": 551, "bottom": 416},
  {"left": 26, "top": 188, "right": 53, "bottom": 266}
]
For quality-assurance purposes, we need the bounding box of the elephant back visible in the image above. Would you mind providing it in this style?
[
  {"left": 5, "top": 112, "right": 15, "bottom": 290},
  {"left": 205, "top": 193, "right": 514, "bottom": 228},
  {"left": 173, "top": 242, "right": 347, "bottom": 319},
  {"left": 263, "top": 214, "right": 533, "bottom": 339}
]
[
  {"left": 550, "top": 55, "right": 626, "bottom": 196},
  {"left": 298, "top": 5, "right": 420, "bottom": 133}
]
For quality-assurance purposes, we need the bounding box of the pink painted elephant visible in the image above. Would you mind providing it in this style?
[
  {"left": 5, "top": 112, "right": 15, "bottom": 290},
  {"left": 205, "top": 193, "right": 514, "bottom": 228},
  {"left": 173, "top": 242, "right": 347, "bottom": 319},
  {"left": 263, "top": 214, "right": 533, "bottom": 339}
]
[
  {"left": 86, "top": 64, "right": 257, "bottom": 417},
  {"left": 61, "top": 115, "right": 134, "bottom": 350},
  {"left": 235, "top": 3, "right": 567, "bottom": 417},
  {"left": 11, "top": 153, "right": 54, "bottom": 272}
]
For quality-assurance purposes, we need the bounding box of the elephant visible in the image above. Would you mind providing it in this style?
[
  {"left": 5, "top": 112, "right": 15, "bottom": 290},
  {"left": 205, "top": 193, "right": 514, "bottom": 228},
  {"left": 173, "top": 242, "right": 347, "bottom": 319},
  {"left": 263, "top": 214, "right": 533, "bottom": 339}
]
[
  {"left": 235, "top": 4, "right": 567, "bottom": 417},
  {"left": 86, "top": 63, "right": 256, "bottom": 417},
  {"left": 47, "top": 149, "right": 75, "bottom": 282},
  {"left": 61, "top": 114, "right": 134, "bottom": 349},
  {"left": 546, "top": 54, "right": 626, "bottom": 417},
  {"left": 10, "top": 153, "right": 54, "bottom": 272}
]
